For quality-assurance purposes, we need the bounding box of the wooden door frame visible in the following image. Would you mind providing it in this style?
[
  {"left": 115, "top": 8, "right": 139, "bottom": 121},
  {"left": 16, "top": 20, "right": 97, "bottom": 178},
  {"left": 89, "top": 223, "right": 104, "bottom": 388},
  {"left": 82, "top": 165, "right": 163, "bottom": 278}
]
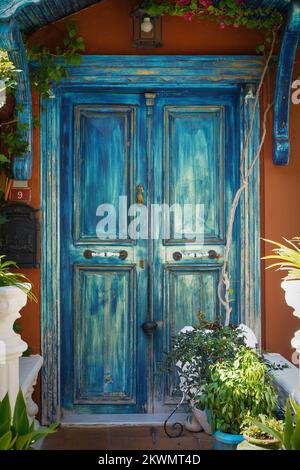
[{"left": 40, "top": 55, "right": 263, "bottom": 424}]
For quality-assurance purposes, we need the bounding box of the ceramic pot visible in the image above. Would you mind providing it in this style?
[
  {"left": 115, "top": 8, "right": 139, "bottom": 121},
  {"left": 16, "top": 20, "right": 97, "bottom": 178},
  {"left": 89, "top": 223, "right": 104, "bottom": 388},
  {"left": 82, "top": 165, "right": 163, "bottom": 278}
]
[
  {"left": 243, "top": 431, "right": 280, "bottom": 449},
  {"left": 213, "top": 431, "right": 244, "bottom": 450},
  {"left": 191, "top": 405, "right": 212, "bottom": 435}
]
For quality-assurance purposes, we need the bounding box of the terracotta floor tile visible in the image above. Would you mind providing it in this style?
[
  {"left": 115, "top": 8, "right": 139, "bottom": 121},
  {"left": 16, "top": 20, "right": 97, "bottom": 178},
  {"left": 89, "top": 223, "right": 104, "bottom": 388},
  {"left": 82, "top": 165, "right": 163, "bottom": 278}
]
[{"left": 42, "top": 426, "right": 212, "bottom": 451}]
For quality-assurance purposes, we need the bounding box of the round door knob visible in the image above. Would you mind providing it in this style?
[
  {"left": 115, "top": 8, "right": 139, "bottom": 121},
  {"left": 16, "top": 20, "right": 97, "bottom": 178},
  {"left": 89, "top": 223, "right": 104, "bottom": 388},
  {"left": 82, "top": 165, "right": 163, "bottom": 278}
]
[{"left": 141, "top": 321, "right": 158, "bottom": 336}]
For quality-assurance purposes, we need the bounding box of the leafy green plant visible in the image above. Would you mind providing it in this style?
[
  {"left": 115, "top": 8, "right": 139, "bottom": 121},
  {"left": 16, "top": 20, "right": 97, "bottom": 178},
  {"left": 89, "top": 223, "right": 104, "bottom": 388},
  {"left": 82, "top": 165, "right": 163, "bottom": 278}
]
[
  {"left": 165, "top": 315, "right": 246, "bottom": 400},
  {"left": 254, "top": 397, "right": 300, "bottom": 450},
  {"left": 263, "top": 237, "right": 300, "bottom": 280},
  {"left": 27, "top": 20, "right": 85, "bottom": 98},
  {"left": 198, "top": 346, "right": 277, "bottom": 434},
  {"left": 0, "top": 256, "right": 37, "bottom": 302},
  {"left": 145, "top": 0, "right": 283, "bottom": 52},
  {"left": 241, "top": 414, "right": 283, "bottom": 448},
  {"left": 0, "top": 390, "right": 58, "bottom": 450}
]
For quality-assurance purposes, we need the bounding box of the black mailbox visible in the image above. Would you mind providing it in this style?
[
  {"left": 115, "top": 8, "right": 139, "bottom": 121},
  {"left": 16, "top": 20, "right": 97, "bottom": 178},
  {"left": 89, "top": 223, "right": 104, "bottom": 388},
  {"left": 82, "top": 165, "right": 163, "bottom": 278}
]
[{"left": 0, "top": 203, "right": 39, "bottom": 268}]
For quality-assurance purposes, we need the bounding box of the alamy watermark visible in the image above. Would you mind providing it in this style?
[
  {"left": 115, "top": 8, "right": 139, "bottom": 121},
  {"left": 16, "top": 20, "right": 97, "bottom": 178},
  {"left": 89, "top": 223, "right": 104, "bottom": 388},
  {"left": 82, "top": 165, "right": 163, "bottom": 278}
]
[{"left": 96, "top": 197, "right": 205, "bottom": 242}]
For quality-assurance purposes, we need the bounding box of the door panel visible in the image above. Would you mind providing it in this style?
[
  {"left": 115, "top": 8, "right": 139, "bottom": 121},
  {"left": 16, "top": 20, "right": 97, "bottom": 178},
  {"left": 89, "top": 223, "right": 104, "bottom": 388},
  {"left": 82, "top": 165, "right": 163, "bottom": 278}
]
[
  {"left": 74, "top": 105, "right": 136, "bottom": 244},
  {"left": 164, "top": 265, "right": 222, "bottom": 402},
  {"left": 164, "top": 106, "right": 224, "bottom": 243},
  {"left": 74, "top": 266, "right": 136, "bottom": 405}
]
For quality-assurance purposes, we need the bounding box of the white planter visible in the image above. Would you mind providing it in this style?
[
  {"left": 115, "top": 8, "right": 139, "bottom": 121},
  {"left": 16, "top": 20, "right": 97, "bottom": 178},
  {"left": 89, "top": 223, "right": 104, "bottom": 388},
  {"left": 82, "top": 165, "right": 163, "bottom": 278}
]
[
  {"left": 281, "top": 280, "right": 300, "bottom": 320},
  {"left": 0, "top": 284, "right": 29, "bottom": 410},
  {"left": 191, "top": 405, "right": 212, "bottom": 435},
  {"left": 281, "top": 280, "right": 300, "bottom": 355}
]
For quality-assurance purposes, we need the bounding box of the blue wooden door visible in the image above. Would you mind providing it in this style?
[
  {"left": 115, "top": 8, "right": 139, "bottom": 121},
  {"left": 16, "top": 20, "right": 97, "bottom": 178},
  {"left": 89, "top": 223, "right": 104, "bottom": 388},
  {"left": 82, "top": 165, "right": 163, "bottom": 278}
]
[{"left": 60, "top": 88, "right": 240, "bottom": 414}]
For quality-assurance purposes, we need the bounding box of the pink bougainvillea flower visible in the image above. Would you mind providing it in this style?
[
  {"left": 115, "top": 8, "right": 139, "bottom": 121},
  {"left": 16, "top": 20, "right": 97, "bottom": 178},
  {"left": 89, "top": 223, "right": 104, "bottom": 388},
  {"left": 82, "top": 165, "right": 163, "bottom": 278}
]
[
  {"left": 183, "top": 10, "right": 196, "bottom": 21},
  {"left": 219, "top": 22, "right": 226, "bottom": 29},
  {"left": 199, "top": 0, "right": 212, "bottom": 8}
]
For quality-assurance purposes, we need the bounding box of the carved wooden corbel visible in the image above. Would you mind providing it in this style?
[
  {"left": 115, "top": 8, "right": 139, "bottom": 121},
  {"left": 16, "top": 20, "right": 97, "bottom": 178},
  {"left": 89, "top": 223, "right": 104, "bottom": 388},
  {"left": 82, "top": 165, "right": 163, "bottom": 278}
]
[
  {"left": 274, "top": 0, "right": 300, "bottom": 165},
  {"left": 0, "top": 17, "right": 33, "bottom": 179}
]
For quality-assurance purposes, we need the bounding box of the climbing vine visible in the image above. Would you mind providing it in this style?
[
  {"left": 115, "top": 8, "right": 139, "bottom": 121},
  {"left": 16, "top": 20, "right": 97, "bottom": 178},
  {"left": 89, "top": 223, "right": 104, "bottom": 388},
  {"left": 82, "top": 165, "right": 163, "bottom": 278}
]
[
  {"left": 218, "top": 31, "right": 277, "bottom": 326},
  {"left": 26, "top": 20, "right": 85, "bottom": 98},
  {"left": 146, "top": 0, "right": 283, "bottom": 51}
]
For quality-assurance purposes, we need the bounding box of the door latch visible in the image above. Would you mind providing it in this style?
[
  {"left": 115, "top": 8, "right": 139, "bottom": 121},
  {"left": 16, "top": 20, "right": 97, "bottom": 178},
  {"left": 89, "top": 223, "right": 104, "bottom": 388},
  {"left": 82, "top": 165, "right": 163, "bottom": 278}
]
[{"left": 136, "top": 184, "right": 144, "bottom": 205}]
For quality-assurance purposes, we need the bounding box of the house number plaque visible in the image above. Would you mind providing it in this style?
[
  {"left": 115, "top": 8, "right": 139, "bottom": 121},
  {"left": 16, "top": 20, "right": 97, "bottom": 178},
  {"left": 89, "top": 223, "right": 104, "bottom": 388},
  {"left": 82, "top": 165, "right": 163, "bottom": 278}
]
[{"left": 0, "top": 203, "right": 39, "bottom": 268}]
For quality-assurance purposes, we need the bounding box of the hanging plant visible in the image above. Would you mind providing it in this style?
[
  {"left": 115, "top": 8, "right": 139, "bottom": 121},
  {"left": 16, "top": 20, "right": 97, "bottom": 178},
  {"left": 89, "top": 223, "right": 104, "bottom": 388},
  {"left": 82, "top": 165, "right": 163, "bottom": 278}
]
[
  {"left": 26, "top": 20, "right": 85, "bottom": 98},
  {"left": 145, "top": 0, "right": 283, "bottom": 52}
]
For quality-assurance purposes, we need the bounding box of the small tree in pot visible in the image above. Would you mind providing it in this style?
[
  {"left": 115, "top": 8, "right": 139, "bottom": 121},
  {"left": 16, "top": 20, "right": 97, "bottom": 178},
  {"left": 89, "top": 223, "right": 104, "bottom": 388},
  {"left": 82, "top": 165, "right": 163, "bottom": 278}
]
[{"left": 197, "top": 347, "right": 277, "bottom": 450}]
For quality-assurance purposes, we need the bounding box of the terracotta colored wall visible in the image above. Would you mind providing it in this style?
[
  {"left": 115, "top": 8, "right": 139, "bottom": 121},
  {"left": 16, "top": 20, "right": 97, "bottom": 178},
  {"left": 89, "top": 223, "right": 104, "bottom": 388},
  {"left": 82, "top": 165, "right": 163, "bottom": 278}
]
[{"left": 22, "top": 0, "right": 300, "bottom": 371}]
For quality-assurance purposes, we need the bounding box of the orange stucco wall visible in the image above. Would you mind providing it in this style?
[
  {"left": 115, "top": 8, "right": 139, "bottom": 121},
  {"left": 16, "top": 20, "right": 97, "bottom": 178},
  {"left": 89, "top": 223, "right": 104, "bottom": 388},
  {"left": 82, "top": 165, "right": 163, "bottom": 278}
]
[{"left": 19, "top": 0, "right": 300, "bottom": 377}]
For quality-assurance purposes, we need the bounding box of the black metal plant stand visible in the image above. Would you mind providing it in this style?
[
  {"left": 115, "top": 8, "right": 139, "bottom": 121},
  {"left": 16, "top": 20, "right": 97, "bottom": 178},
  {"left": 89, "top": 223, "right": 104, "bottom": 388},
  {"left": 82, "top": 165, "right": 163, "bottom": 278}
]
[{"left": 163, "top": 394, "right": 185, "bottom": 438}]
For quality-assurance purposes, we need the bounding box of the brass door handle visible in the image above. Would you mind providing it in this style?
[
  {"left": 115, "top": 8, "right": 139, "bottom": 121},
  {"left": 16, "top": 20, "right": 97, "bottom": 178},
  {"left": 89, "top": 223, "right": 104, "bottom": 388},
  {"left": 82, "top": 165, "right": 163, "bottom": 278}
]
[{"left": 136, "top": 184, "right": 144, "bottom": 205}]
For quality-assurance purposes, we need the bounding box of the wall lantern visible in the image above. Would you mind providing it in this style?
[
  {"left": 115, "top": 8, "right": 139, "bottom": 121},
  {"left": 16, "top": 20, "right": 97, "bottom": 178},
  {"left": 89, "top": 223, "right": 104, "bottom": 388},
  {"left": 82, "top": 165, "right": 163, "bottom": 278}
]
[{"left": 131, "top": 1, "right": 163, "bottom": 49}]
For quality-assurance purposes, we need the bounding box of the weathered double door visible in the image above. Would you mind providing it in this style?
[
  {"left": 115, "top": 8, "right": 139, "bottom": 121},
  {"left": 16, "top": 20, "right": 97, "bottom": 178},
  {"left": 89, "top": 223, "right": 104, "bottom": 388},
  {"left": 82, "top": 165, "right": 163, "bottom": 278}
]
[{"left": 61, "top": 88, "right": 240, "bottom": 414}]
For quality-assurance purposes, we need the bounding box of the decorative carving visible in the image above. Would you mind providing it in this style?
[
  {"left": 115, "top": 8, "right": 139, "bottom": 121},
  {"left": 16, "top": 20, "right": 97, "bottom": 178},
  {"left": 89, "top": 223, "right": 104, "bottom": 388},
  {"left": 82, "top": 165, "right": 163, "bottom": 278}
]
[
  {"left": 0, "top": 17, "right": 33, "bottom": 179},
  {"left": 0, "top": 203, "right": 39, "bottom": 268},
  {"left": 0, "top": 285, "right": 28, "bottom": 410},
  {"left": 273, "top": 1, "right": 300, "bottom": 165},
  {"left": 20, "top": 355, "right": 44, "bottom": 428}
]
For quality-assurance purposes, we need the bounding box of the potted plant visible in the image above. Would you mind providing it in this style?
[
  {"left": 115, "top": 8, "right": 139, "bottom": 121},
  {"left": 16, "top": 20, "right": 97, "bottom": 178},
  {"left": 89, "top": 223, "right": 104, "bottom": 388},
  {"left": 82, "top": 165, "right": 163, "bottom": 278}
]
[
  {"left": 165, "top": 315, "right": 246, "bottom": 433},
  {"left": 263, "top": 237, "right": 300, "bottom": 352},
  {"left": 253, "top": 397, "right": 300, "bottom": 450},
  {"left": 0, "top": 255, "right": 36, "bottom": 301},
  {"left": 238, "top": 415, "right": 283, "bottom": 450},
  {"left": 197, "top": 347, "right": 277, "bottom": 450}
]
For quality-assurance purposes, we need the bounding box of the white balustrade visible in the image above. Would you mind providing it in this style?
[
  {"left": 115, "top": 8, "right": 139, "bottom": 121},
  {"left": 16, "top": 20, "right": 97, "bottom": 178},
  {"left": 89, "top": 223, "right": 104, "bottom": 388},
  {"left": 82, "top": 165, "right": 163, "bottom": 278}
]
[{"left": 0, "top": 284, "right": 43, "bottom": 425}]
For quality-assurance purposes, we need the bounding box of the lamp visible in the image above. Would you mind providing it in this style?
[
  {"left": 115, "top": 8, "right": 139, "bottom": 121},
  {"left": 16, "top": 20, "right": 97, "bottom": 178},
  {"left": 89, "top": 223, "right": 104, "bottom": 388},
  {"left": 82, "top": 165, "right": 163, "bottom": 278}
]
[{"left": 131, "top": 1, "right": 163, "bottom": 49}]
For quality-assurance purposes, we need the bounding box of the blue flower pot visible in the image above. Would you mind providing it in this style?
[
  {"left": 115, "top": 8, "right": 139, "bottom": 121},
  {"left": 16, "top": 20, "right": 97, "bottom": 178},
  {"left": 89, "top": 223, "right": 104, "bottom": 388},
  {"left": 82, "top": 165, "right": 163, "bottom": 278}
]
[{"left": 213, "top": 431, "right": 244, "bottom": 450}]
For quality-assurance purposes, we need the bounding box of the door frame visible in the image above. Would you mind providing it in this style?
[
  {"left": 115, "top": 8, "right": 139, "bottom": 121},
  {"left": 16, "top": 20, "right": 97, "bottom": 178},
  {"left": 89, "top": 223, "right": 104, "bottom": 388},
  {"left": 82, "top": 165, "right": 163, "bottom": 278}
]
[{"left": 40, "top": 55, "right": 264, "bottom": 424}]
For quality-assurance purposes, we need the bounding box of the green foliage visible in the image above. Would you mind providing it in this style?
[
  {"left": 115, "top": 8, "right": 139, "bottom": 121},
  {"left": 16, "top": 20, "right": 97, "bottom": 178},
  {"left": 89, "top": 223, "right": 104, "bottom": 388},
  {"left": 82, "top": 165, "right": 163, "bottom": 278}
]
[
  {"left": 145, "top": 0, "right": 283, "bottom": 52},
  {"left": 254, "top": 397, "right": 300, "bottom": 450},
  {"left": 241, "top": 414, "right": 283, "bottom": 448},
  {"left": 0, "top": 255, "right": 37, "bottom": 302},
  {"left": 165, "top": 315, "right": 246, "bottom": 400},
  {"left": 0, "top": 121, "right": 29, "bottom": 159},
  {"left": 198, "top": 346, "right": 277, "bottom": 434},
  {"left": 0, "top": 50, "right": 20, "bottom": 92},
  {"left": 0, "top": 390, "right": 58, "bottom": 450},
  {"left": 27, "top": 21, "right": 85, "bottom": 98},
  {"left": 263, "top": 237, "right": 300, "bottom": 280}
]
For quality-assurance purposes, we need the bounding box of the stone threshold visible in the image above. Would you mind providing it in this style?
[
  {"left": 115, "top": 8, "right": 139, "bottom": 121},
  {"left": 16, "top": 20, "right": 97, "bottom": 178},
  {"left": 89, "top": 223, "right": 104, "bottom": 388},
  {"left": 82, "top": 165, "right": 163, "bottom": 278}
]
[{"left": 61, "top": 413, "right": 187, "bottom": 427}]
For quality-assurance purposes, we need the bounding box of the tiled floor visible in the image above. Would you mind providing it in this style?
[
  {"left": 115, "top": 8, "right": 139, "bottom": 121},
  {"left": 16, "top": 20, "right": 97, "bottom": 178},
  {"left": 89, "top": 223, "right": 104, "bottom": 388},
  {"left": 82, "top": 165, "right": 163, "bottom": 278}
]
[{"left": 42, "top": 426, "right": 213, "bottom": 450}]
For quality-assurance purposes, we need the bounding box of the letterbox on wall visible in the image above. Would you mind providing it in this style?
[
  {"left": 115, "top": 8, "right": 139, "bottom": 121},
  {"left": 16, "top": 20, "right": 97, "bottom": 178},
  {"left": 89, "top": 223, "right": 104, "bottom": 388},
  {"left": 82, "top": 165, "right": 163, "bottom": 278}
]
[{"left": 0, "top": 203, "right": 39, "bottom": 268}]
